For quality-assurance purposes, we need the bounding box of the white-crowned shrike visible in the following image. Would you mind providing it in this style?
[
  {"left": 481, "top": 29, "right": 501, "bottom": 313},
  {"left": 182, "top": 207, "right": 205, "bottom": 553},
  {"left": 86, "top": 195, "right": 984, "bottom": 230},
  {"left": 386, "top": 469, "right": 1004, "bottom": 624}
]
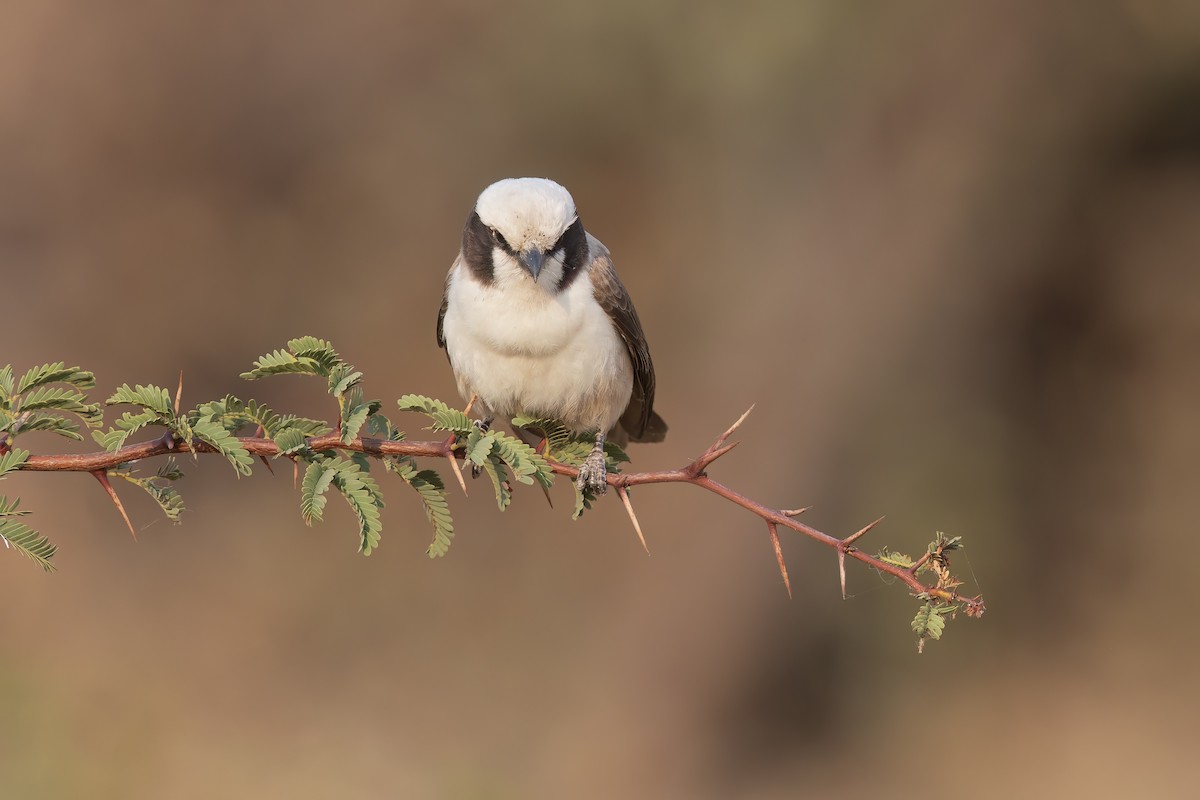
[{"left": 437, "top": 177, "right": 667, "bottom": 493}]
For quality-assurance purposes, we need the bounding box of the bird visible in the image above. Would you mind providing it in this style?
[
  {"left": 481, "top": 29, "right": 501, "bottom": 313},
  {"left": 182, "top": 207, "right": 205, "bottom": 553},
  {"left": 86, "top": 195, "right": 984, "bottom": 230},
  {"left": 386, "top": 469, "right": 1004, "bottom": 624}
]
[{"left": 437, "top": 177, "right": 667, "bottom": 494}]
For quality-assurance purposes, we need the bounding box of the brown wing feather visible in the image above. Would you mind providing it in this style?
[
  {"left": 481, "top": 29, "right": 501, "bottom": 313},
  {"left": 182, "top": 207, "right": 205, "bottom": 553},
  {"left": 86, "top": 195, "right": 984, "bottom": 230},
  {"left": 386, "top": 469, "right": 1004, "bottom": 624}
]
[
  {"left": 587, "top": 238, "right": 667, "bottom": 443},
  {"left": 436, "top": 261, "right": 455, "bottom": 358}
]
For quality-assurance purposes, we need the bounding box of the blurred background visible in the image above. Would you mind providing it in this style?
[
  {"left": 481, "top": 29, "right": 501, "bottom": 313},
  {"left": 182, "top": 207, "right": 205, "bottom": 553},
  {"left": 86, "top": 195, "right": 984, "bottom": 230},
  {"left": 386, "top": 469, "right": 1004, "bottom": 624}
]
[{"left": 2, "top": 1, "right": 1198, "bottom": 797}]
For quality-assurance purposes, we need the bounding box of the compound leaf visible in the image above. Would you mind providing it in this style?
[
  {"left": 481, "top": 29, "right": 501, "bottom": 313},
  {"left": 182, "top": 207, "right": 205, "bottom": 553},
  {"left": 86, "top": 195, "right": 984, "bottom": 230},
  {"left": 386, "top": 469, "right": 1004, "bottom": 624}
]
[
  {"left": 191, "top": 418, "right": 254, "bottom": 476},
  {"left": 0, "top": 449, "right": 31, "bottom": 480}
]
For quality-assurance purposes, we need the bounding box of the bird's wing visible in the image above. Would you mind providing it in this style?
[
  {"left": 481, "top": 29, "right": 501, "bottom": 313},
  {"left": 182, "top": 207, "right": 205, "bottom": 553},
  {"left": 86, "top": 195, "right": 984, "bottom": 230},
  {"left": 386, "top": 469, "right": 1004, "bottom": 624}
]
[
  {"left": 436, "top": 257, "right": 459, "bottom": 357},
  {"left": 587, "top": 235, "right": 667, "bottom": 442}
]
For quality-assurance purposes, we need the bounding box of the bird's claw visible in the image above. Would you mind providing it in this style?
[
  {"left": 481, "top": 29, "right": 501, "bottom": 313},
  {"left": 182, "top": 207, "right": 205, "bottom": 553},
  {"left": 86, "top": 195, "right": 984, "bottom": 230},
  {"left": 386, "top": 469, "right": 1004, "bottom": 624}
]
[{"left": 577, "top": 450, "right": 609, "bottom": 495}]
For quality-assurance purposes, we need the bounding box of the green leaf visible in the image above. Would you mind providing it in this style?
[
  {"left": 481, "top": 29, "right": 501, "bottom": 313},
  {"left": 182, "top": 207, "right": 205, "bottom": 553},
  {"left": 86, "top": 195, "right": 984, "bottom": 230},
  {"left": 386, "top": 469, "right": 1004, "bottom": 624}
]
[
  {"left": 273, "top": 427, "right": 310, "bottom": 455},
  {"left": 572, "top": 482, "right": 597, "bottom": 520},
  {"left": 240, "top": 349, "right": 324, "bottom": 380},
  {"left": 396, "top": 394, "right": 453, "bottom": 415},
  {"left": 144, "top": 481, "right": 185, "bottom": 522},
  {"left": 328, "top": 456, "right": 383, "bottom": 554},
  {"left": 350, "top": 454, "right": 385, "bottom": 507},
  {"left": 111, "top": 463, "right": 186, "bottom": 523},
  {"left": 17, "top": 386, "right": 102, "bottom": 426},
  {"left": 0, "top": 495, "right": 54, "bottom": 571},
  {"left": 876, "top": 547, "right": 915, "bottom": 569},
  {"left": 481, "top": 457, "right": 512, "bottom": 511},
  {"left": 0, "top": 495, "right": 29, "bottom": 516},
  {"left": 931, "top": 531, "right": 963, "bottom": 552},
  {"left": 602, "top": 439, "right": 630, "bottom": 466},
  {"left": 17, "top": 363, "right": 95, "bottom": 394},
  {"left": 242, "top": 337, "right": 343, "bottom": 380},
  {"left": 397, "top": 395, "right": 475, "bottom": 436},
  {"left": 171, "top": 416, "right": 195, "bottom": 453},
  {"left": 1, "top": 517, "right": 56, "bottom": 572},
  {"left": 552, "top": 440, "right": 595, "bottom": 467},
  {"left": 328, "top": 365, "right": 363, "bottom": 397},
  {"left": 429, "top": 408, "right": 475, "bottom": 436},
  {"left": 107, "top": 384, "right": 175, "bottom": 418},
  {"left": 191, "top": 418, "right": 254, "bottom": 476},
  {"left": 340, "top": 399, "right": 375, "bottom": 445},
  {"left": 511, "top": 416, "right": 573, "bottom": 454},
  {"left": 464, "top": 430, "right": 496, "bottom": 466},
  {"left": 0, "top": 449, "right": 30, "bottom": 480},
  {"left": 0, "top": 366, "right": 13, "bottom": 402},
  {"left": 286, "top": 337, "right": 343, "bottom": 373},
  {"left": 551, "top": 438, "right": 626, "bottom": 474},
  {"left": 491, "top": 432, "right": 554, "bottom": 488},
  {"left": 157, "top": 459, "right": 185, "bottom": 481},
  {"left": 300, "top": 461, "right": 337, "bottom": 524},
  {"left": 363, "top": 412, "right": 401, "bottom": 440},
  {"left": 389, "top": 458, "right": 454, "bottom": 557},
  {"left": 275, "top": 415, "right": 331, "bottom": 437},
  {"left": 91, "top": 410, "right": 161, "bottom": 452},
  {"left": 13, "top": 413, "right": 83, "bottom": 440},
  {"left": 911, "top": 603, "right": 953, "bottom": 649}
]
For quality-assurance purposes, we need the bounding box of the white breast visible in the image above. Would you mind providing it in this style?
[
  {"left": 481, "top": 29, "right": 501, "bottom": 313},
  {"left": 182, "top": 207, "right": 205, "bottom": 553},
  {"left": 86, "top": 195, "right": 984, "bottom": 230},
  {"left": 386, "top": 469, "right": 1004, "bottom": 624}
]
[{"left": 441, "top": 258, "right": 633, "bottom": 434}]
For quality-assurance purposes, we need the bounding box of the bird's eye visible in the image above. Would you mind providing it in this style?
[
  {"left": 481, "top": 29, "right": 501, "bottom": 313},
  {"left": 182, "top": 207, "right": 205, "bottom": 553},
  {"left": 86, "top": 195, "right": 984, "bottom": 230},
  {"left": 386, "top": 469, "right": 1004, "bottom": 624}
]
[{"left": 490, "top": 228, "right": 508, "bottom": 249}]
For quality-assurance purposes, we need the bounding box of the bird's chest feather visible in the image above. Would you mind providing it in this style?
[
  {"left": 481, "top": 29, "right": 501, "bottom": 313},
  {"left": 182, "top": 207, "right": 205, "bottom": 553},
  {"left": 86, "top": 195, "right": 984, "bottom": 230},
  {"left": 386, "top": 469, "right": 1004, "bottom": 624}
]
[{"left": 442, "top": 267, "right": 632, "bottom": 426}]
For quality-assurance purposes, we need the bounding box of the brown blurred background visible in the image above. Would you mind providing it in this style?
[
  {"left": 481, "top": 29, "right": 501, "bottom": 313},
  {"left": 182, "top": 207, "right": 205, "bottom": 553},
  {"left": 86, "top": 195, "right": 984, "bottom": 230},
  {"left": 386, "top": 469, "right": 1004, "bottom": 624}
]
[{"left": 3, "top": 1, "right": 1198, "bottom": 797}]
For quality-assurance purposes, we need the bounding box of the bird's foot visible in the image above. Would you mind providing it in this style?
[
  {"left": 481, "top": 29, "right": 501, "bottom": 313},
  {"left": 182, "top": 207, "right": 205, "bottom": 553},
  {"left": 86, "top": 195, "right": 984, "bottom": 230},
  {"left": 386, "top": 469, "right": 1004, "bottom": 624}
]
[{"left": 577, "top": 447, "right": 609, "bottom": 495}]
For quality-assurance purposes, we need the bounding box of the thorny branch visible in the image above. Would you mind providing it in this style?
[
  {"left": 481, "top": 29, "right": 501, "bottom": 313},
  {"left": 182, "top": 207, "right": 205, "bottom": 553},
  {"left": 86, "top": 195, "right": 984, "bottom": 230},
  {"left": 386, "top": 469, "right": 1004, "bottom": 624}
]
[{"left": 16, "top": 408, "right": 986, "bottom": 616}]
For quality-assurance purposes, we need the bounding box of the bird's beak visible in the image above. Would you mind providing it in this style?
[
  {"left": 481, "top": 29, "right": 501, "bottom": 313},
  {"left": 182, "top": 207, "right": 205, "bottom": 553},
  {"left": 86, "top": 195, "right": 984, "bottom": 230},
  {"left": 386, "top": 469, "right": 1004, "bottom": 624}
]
[{"left": 518, "top": 248, "right": 545, "bottom": 280}]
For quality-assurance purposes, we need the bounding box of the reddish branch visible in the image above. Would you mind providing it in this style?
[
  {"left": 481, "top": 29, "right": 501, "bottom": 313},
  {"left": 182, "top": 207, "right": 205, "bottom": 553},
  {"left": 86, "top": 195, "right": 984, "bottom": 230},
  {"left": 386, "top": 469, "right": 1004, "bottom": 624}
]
[{"left": 17, "top": 412, "right": 985, "bottom": 614}]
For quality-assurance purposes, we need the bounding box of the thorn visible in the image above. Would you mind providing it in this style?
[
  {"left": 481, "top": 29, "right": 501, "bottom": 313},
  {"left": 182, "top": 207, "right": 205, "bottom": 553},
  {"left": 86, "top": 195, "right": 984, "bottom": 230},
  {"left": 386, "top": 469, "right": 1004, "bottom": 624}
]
[
  {"left": 92, "top": 469, "right": 137, "bottom": 542},
  {"left": 447, "top": 452, "right": 468, "bottom": 496},
  {"left": 252, "top": 425, "right": 275, "bottom": 474},
  {"left": 843, "top": 516, "right": 885, "bottom": 548},
  {"left": 463, "top": 393, "right": 478, "bottom": 417},
  {"left": 617, "top": 485, "right": 649, "bottom": 554},
  {"left": 715, "top": 404, "right": 755, "bottom": 447},
  {"left": 174, "top": 370, "right": 184, "bottom": 415},
  {"left": 703, "top": 440, "right": 740, "bottom": 465},
  {"left": 782, "top": 506, "right": 811, "bottom": 517},
  {"left": 767, "top": 522, "right": 791, "bottom": 598},
  {"left": 539, "top": 482, "right": 554, "bottom": 508},
  {"left": 293, "top": 459, "right": 299, "bottom": 490},
  {"left": 838, "top": 547, "right": 847, "bottom": 600}
]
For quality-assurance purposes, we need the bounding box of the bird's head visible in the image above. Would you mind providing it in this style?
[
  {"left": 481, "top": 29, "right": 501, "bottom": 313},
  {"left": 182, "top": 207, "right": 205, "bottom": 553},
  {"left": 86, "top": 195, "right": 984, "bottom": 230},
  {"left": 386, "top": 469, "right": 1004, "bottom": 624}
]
[{"left": 464, "top": 177, "right": 589, "bottom": 290}]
